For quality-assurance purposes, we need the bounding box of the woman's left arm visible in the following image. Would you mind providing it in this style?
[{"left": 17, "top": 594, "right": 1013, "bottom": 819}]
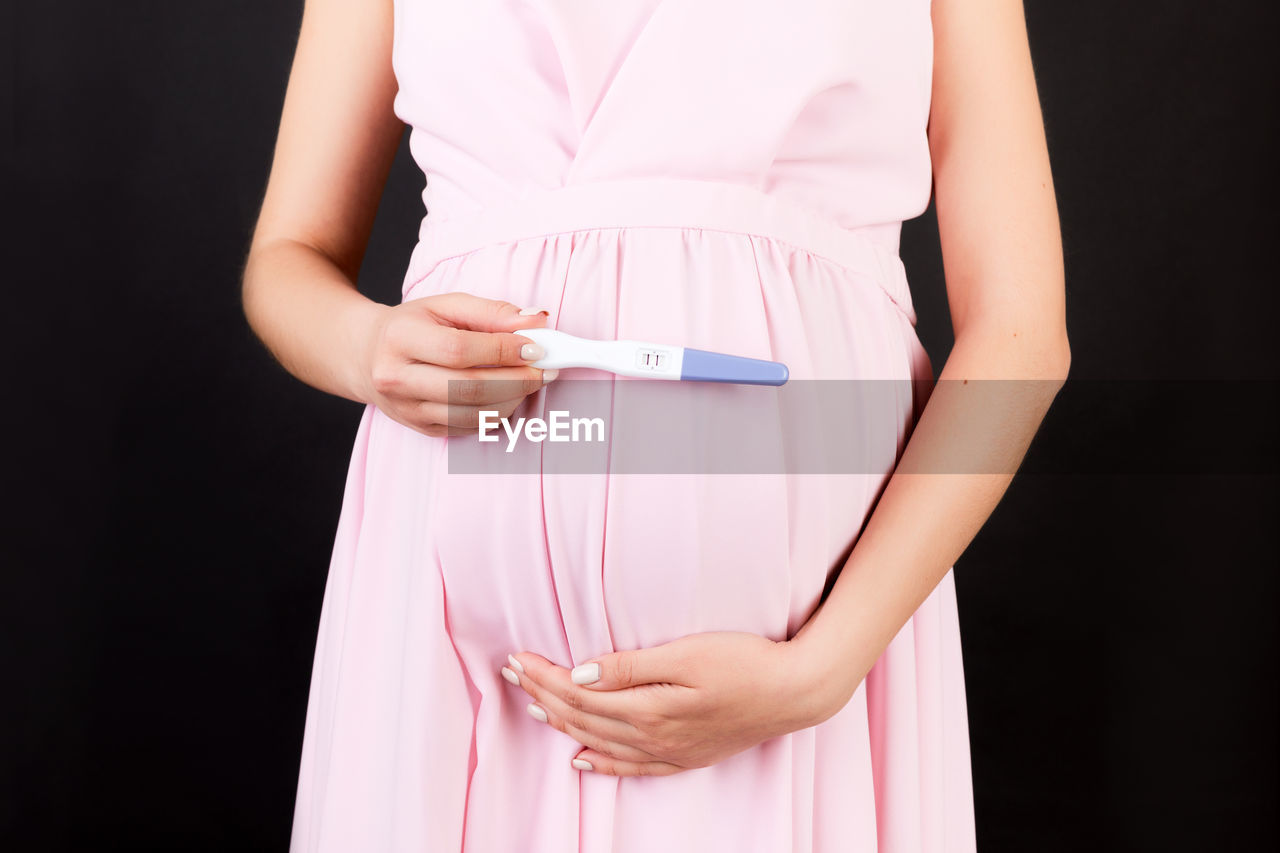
[{"left": 508, "top": 0, "right": 1071, "bottom": 776}]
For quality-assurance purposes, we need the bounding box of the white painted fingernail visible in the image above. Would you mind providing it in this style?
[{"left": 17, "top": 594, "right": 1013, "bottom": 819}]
[
  {"left": 519, "top": 307, "right": 550, "bottom": 316},
  {"left": 501, "top": 666, "right": 520, "bottom": 685},
  {"left": 571, "top": 663, "right": 601, "bottom": 685},
  {"left": 541, "top": 368, "right": 560, "bottom": 384},
  {"left": 507, "top": 654, "right": 525, "bottom": 673},
  {"left": 527, "top": 703, "right": 548, "bottom": 723},
  {"left": 521, "top": 343, "right": 546, "bottom": 361},
  {"left": 572, "top": 758, "right": 594, "bottom": 771}
]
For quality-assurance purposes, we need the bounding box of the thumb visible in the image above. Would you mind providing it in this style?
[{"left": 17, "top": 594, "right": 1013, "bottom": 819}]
[
  {"left": 571, "top": 645, "right": 687, "bottom": 691},
  {"left": 426, "top": 291, "right": 550, "bottom": 332}
]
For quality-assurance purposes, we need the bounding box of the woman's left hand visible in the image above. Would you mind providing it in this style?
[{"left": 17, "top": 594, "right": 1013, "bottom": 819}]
[{"left": 504, "top": 631, "right": 848, "bottom": 777}]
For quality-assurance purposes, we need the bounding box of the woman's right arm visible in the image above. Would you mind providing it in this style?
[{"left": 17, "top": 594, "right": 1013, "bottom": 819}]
[{"left": 242, "top": 0, "right": 554, "bottom": 436}]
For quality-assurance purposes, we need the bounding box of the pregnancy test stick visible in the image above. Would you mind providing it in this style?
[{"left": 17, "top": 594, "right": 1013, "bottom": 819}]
[{"left": 517, "top": 328, "right": 789, "bottom": 386}]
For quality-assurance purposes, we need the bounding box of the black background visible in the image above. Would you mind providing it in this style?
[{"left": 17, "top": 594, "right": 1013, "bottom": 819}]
[{"left": 3, "top": 1, "right": 1276, "bottom": 850}]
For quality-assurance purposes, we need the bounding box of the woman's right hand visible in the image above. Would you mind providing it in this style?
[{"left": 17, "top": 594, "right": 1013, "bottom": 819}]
[{"left": 360, "top": 291, "right": 558, "bottom": 438}]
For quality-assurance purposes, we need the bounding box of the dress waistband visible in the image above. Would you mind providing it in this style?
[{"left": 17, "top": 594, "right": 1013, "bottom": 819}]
[{"left": 402, "top": 177, "right": 917, "bottom": 325}]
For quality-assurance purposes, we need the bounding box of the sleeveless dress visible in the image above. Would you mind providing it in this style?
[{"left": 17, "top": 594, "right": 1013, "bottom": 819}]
[{"left": 289, "top": 1, "right": 976, "bottom": 851}]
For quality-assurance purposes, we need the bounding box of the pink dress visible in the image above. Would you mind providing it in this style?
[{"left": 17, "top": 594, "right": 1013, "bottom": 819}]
[{"left": 289, "top": 1, "right": 976, "bottom": 851}]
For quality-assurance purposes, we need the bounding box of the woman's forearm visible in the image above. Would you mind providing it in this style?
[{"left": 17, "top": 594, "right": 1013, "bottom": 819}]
[
  {"left": 781, "top": 0, "right": 1072, "bottom": 728},
  {"left": 241, "top": 238, "right": 388, "bottom": 405},
  {"left": 787, "top": 326, "right": 1070, "bottom": 725}
]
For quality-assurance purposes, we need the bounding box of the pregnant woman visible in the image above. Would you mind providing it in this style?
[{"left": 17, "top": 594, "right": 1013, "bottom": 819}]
[{"left": 242, "top": 0, "right": 1069, "bottom": 850}]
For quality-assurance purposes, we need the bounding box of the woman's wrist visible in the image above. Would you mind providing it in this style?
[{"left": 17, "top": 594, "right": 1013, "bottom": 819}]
[
  {"left": 777, "top": 624, "right": 865, "bottom": 730},
  {"left": 243, "top": 240, "right": 396, "bottom": 406},
  {"left": 345, "top": 297, "right": 393, "bottom": 406}
]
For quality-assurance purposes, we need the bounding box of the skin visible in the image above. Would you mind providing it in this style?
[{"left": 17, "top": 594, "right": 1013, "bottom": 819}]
[
  {"left": 245, "top": 0, "right": 1070, "bottom": 779},
  {"left": 242, "top": 0, "right": 556, "bottom": 435}
]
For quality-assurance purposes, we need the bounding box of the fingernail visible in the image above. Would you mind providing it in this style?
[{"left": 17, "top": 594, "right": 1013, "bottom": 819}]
[
  {"left": 500, "top": 666, "right": 520, "bottom": 685},
  {"left": 571, "top": 663, "right": 601, "bottom": 685},
  {"left": 571, "top": 758, "right": 594, "bottom": 771},
  {"left": 507, "top": 654, "right": 525, "bottom": 673},
  {"left": 519, "top": 307, "right": 550, "bottom": 316},
  {"left": 527, "top": 703, "right": 548, "bottom": 723},
  {"left": 541, "top": 368, "right": 560, "bottom": 384},
  {"left": 521, "top": 343, "right": 546, "bottom": 361}
]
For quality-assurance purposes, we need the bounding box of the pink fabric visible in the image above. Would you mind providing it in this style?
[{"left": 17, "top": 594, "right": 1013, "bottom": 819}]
[{"left": 289, "top": 1, "right": 975, "bottom": 851}]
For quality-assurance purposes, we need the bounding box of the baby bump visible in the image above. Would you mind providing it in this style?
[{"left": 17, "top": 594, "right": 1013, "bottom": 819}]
[
  {"left": 429, "top": 380, "right": 912, "bottom": 667},
  {"left": 429, "top": 456, "right": 890, "bottom": 667},
  {"left": 407, "top": 226, "right": 921, "bottom": 664}
]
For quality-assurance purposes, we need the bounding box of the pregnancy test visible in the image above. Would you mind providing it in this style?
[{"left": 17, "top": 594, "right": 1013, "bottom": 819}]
[{"left": 517, "top": 328, "right": 789, "bottom": 386}]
